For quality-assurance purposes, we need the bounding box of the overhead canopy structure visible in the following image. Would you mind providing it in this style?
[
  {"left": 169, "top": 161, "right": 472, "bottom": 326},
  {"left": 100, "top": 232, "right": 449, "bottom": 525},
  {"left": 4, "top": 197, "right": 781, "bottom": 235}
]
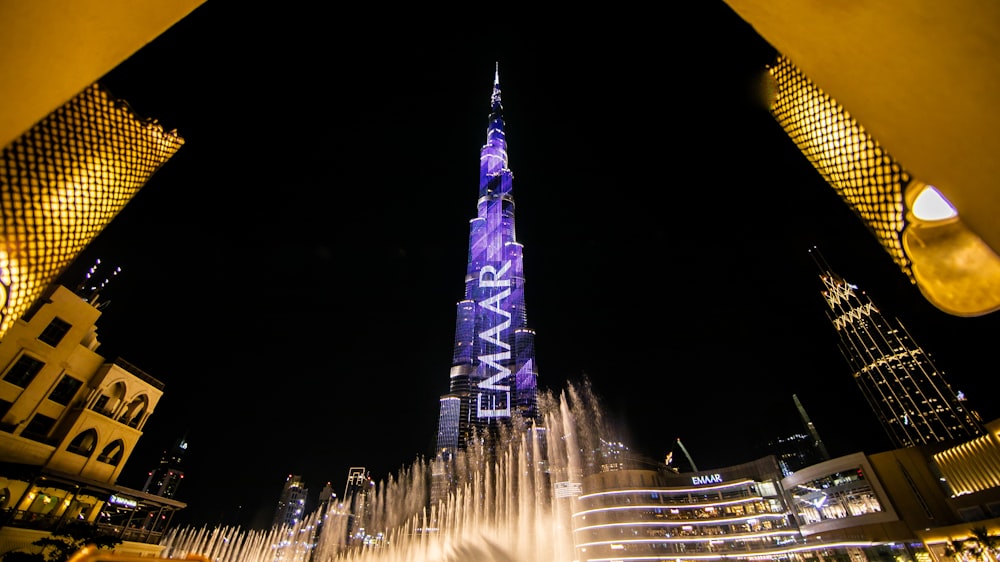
[
  {"left": 723, "top": 0, "right": 1000, "bottom": 316},
  {"left": 0, "top": 1, "right": 203, "bottom": 338},
  {"left": 0, "top": 0, "right": 205, "bottom": 149}
]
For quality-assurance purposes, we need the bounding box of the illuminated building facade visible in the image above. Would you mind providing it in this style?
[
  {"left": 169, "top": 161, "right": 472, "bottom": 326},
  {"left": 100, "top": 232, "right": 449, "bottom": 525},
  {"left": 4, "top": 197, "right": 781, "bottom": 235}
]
[
  {"left": 142, "top": 435, "right": 188, "bottom": 499},
  {"left": 0, "top": 283, "right": 183, "bottom": 553},
  {"left": 574, "top": 457, "right": 928, "bottom": 561},
  {"left": 434, "top": 66, "right": 539, "bottom": 455},
  {"left": 573, "top": 423, "right": 1000, "bottom": 561},
  {"left": 272, "top": 474, "right": 308, "bottom": 529},
  {"left": 343, "top": 466, "right": 373, "bottom": 544},
  {"left": 811, "top": 248, "right": 985, "bottom": 449},
  {"left": 0, "top": 82, "right": 184, "bottom": 341}
]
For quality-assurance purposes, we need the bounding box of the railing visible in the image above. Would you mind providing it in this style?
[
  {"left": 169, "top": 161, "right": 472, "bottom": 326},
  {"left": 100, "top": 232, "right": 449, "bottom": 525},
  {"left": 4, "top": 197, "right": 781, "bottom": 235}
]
[
  {"left": 1, "top": 509, "right": 165, "bottom": 545},
  {"left": 111, "top": 358, "right": 164, "bottom": 390},
  {"left": 94, "top": 522, "right": 163, "bottom": 544}
]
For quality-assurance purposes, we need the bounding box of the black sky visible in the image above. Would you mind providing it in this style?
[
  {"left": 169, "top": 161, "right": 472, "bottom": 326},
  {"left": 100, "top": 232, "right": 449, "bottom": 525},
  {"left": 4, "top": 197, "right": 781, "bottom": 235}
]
[{"left": 49, "top": 3, "right": 1000, "bottom": 529}]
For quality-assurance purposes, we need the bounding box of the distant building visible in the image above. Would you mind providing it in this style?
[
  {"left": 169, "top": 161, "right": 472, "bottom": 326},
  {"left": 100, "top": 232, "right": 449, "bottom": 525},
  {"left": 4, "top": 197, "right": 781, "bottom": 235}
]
[
  {"left": 764, "top": 395, "right": 831, "bottom": 476},
  {"left": 767, "top": 432, "right": 826, "bottom": 477},
  {"left": 142, "top": 435, "right": 188, "bottom": 499},
  {"left": 272, "top": 474, "right": 308, "bottom": 529},
  {"left": 811, "top": 248, "right": 985, "bottom": 448},
  {"left": 0, "top": 283, "right": 184, "bottom": 555},
  {"left": 342, "top": 467, "right": 372, "bottom": 544},
  {"left": 315, "top": 481, "right": 336, "bottom": 514}
]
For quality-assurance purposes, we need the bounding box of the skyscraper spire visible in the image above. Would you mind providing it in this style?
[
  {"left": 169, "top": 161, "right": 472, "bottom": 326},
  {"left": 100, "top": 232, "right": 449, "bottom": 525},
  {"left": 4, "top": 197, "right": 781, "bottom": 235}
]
[
  {"left": 483, "top": 62, "right": 507, "bottom": 180},
  {"left": 809, "top": 247, "right": 985, "bottom": 449},
  {"left": 435, "top": 67, "right": 539, "bottom": 457}
]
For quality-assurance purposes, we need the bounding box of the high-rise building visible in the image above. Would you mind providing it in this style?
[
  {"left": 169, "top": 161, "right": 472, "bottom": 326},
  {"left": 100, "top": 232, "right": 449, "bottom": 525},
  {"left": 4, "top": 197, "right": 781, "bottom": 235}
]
[
  {"left": 434, "top": 65, "right": 539, "bottom": 457},
  {"left": 142, "top": 434, "right": 189, "bottom": 498},
  {"left": 763, "top": 396, "right": 831, "bottom": 477},
  {"left": 793, "top": 393, "right": 830, "bottom": 461},
  {"left": 272, "top": 474, "right": 308, "bottom": 529},
  {"left": 342, "top": 467, "right": 372, "bottom": 545},
  {"left": 315, "top": 481, "right": 336, "bottom": 514},
  {"left": 810, "top": 248, "right": 985, "bottom": 448}
]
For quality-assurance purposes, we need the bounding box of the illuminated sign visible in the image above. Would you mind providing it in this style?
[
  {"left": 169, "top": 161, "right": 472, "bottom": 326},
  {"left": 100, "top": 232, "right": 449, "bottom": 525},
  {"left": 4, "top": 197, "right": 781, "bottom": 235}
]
[
  {"left": 109, "top": 494, "right": 137, "bottom": 508},
  {"left": 476, "top": 261, "right": 512, "bottom": 419},
  {"left": 810, "top": 493, "right": 828, "bottom": 509},
  {"left": 692, "top": 474, "right": 723, "bottom": 485}
]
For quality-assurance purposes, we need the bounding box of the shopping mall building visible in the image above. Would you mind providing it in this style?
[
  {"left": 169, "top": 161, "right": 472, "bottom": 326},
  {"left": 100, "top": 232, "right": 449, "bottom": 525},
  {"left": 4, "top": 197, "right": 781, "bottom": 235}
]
[{"left": 574, "top": 425, "right": 1000, "bottom": 561}]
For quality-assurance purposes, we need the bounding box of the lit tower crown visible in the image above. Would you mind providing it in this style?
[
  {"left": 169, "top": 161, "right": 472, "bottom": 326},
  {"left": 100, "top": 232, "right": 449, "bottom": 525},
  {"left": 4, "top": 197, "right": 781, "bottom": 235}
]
[
  {"left": 809, "top": 247, "right": 985, "bottom": 449},
  {"left": 435, "top": 65, "right": 539, "bottom": 455}
]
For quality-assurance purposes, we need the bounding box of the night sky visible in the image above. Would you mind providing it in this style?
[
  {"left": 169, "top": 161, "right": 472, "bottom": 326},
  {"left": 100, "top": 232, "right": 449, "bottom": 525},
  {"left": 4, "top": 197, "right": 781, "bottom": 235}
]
[{"left": 47, "top": 3, "right": 1000, "bottom": 529}]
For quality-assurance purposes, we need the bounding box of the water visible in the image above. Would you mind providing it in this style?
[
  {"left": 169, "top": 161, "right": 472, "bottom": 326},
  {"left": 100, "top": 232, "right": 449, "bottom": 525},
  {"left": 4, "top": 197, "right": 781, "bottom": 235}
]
[{"left": 159, "top": 380, "right": 615, "bottom": 562}]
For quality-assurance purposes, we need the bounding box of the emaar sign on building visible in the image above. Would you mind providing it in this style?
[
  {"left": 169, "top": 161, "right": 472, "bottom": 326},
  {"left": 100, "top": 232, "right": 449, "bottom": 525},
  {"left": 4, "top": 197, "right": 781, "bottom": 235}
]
[{"left": 691, "top": 474, "right": 723, "bottom": 485}]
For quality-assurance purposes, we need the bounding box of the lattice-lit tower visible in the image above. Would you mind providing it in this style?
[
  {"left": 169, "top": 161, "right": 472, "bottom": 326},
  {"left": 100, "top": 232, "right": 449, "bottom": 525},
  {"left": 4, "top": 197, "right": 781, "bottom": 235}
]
[
  {"left": 810, "top": 248, "right": 985, "bottom": 449},
  {"left": 435, "top": 65, "right": 539, "bottom": 455},
  {"left": 0, "top": 83, "right": 184, "bottom": 340}
]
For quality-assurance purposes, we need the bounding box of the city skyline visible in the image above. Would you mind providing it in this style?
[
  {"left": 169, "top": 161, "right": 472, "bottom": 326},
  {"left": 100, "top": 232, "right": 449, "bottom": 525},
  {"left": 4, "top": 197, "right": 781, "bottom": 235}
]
[{"left": 40, "top": 3, "right": 1000, "bottom": 528}]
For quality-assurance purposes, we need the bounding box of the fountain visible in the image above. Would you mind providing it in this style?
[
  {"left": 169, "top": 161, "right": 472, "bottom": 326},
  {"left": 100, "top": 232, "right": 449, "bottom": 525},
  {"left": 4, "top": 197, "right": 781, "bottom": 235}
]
[{"left": 158, "top": 380, "right": 617, "bottom": 562}]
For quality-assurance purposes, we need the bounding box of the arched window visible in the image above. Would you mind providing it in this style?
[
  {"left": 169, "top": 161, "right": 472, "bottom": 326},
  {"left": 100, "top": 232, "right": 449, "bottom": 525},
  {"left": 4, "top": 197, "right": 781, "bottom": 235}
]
[
  {"left": 97, "top": 440, "right": 125, "bottom": 465},
  {"left": 119, "top": 395, "right": 149, "bottom": 428},
  {"left": 67, "top": 429, "right": 98, "bottom": 456},
  {"left": 93, "top": 381, "right": 126, "bottom": 417}
]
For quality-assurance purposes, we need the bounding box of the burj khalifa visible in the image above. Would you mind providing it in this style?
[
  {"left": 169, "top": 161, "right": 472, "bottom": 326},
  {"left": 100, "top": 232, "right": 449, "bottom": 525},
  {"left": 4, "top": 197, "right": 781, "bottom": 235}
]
[{"left": 434, "top": 65, "right": 539, "bottom": 456}]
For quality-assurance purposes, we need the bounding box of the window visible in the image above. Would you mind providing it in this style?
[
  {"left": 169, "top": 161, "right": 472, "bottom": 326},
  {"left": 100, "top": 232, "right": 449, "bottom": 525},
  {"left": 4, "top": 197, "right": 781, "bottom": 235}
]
[
  {"left": 48, "top": 375, "right": 83, "bottom": 405},
  {"left": 21, "top": 413, "right": 56, "bottom": 441},
  {"left": 93, "top": 382, "right": 125, "bottom": 417},
  {"left": 98, "top": 440, "right": 125, "bottom": 465},
  {"left": 37, "top": 317, "right": 71, "bottom": 347},
  {"left": 119, "top": 396, "right": 148, "bottom": 428},
  {"left": 67, "top": 429, "right": 98, "bottom": 456},
  {"left": 3, "top": 355, "right": 45, "bottom": 388},
  {"left": 0, "top": 399, "right": 12, "bottom": 432}
]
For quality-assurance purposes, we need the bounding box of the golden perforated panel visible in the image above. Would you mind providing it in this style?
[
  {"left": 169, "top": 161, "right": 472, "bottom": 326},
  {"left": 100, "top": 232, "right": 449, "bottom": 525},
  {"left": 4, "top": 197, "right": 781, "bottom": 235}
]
[
  {"left": 768, "top": 56, "right": 913, "bottom": 281},
  {"left": 0, "top": 82, "right": 184, "bottom": 338}
]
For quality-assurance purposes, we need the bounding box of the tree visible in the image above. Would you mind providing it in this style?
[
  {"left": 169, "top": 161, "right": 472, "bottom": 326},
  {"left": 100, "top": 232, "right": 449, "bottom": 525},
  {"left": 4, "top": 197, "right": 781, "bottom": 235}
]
[
  {"left": 944, "top": 537, "right": 970, "bottom": 561},
  {"left": 969, "top": 526, "right": 1000, "bottom": 561},
  {"left": 0, "top": 522, "right": 122, "bottom": 562}
]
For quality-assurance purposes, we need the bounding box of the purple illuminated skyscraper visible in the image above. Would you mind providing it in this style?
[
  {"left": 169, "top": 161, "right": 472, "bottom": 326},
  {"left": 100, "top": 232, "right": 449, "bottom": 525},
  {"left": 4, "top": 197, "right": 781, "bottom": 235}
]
[{"left": 434, "top": 65, "right": 539, "bottom": 456}]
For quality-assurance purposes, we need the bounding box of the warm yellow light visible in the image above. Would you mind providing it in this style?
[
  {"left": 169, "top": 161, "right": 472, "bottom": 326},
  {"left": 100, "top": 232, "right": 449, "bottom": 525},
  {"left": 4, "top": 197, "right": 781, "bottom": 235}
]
[{"left": 911, "top": 185, "right": 957, "bottom": 221}]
